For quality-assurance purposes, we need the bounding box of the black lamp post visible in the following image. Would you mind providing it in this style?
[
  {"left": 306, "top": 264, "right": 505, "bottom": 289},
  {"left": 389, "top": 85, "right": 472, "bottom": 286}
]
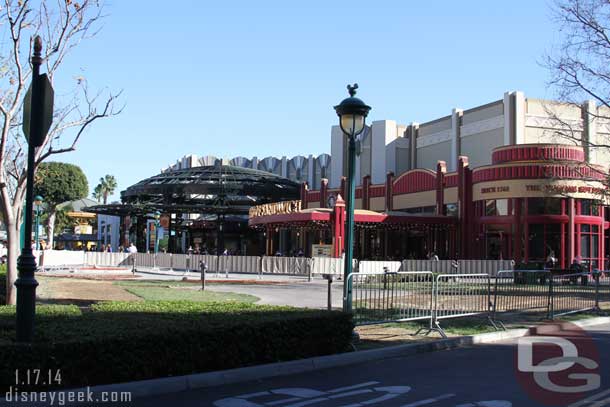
[
  {"left": 16, "top": 37, "right": 54, "bottom": 342},
  {"left": 334, "top": 84, "right": 371, "bottom": 312},
  {"left": 34, "top": 195, "right": 44, "bottom": 251}
]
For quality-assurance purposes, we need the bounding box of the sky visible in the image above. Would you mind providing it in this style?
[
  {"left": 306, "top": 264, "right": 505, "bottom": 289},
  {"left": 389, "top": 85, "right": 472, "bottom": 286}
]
[{"left": 52, "top": 0, "right": 561, "bottom": 202}]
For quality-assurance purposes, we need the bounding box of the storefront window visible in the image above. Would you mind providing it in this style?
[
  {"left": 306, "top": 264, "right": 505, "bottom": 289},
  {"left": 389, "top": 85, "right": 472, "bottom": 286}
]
[
  {"left": 402, "top": 206, "right": 435, "bottom": 214},
  {"left": 529, "top": 224, "right": 545, "bottom": 260},
  {"left": 580, "top": 199, "right": 600, "bottom": 216},
  {"left": 580, "top": 223, "right": 600, "bottom": 269},
  {"left": 528, "top": 223, "right": 561, "bottom": 262},
  {"left": 528, "top": 198, "right": 561, "bottom": 215},
  {"left": 444, "top": 203, "right": 458, "bottom": 217},
  {"left": 485, "top": 199, "right": 510, "bottom": 216}
]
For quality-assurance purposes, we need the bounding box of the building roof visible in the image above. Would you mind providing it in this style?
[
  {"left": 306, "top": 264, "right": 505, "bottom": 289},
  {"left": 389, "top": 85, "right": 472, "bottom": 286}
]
[
  {"left": 57, "top": 198, "right": 99, "bottom": 212},
  {"left": 85, "top": 164, "right": 300, "bottom": 217}
]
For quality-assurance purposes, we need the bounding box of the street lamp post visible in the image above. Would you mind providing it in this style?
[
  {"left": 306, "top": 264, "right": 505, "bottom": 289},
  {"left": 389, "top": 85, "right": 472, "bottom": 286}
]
[
  {"left": 153, "top": 210, "right": 161, "bottom": 254},
  {"left": 334, "top": 84, "right": 371, "bottom": 313},
  {"left": 16, "top": 37, "right": 54, "bottom": 342},
  {"left": 33, "top": 196, "right": 44, "bottom": 250}
]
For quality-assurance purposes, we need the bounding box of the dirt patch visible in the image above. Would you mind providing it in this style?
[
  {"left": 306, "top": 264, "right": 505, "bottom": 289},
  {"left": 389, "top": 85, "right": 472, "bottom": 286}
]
[{"left": 37, "top": 276, "right": 141, "bottom": 302}]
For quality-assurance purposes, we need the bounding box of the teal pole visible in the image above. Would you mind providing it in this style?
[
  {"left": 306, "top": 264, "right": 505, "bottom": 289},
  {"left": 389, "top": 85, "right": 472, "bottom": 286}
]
[
  {"left": 34, "top": 207, "right": 40, "bottom": 251},
  {"left": 154, "top": 220, "right": 160, "bottom": 254},
  {"left": 342, "top": 135, "right": 356, "bottom": 312}
]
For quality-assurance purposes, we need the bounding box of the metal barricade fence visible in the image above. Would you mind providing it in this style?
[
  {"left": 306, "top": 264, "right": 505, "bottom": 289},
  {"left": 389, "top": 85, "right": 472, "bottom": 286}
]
[
  {"left": 433, "top": 273, "right": 492, "bottom": 320},
  {"left": 348, "top": 271, "right": 434, "bottom": 325},
  {"left": 492, "top": 270, "right": 551, "bottom": 319},
  {"left": 550, "top": 272, "right": 598, "bottom": 318}
]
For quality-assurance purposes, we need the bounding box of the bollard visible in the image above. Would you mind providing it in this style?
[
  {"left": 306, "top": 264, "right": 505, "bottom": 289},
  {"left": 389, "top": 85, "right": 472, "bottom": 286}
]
[
  {"left": 594, "top": 271, "right": 601, "bottom": 311},
  {"left": 323, "top": 274, "right": 334, "bottom": 311},
  {"left": 383, "top": 266, "right": 389, "bottom": 290},
  {"left": 200, "top": 260, "right": 207, "bottom": 291}
]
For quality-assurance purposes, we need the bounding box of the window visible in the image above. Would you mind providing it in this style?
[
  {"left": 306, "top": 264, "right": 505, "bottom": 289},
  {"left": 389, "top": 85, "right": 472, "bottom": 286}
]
[
  {"left": 580, "top": 200, "right": 600, "bottom": 216},
  {"left": 444, "top": 203, "right": 458, "bottom": 217},
  {"left": 401, "top": 206, "right": 435, "bottom": 215},
  {"left": 528, "top": 198, "right": 561, "bottom": 215},
  {"left": 580, "top": 223, "right": 600, "bottom": 269},
  {"left": 527, "top": 223, "right": 561, "bottom": 262},
  {"left": 485, "top": 199, "right": 511, "bottom": 216}
]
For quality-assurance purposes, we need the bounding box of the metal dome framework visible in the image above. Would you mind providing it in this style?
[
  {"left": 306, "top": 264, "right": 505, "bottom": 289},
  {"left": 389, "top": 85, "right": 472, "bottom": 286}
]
[{"left": 86, "top": 165, "right": 300, "bottom": 216}]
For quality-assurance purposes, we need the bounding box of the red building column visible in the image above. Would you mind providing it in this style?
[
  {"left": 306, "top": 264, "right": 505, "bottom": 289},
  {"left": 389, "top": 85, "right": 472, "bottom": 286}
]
[
  {"left": 320, "top": 179, "right": 328, "bottom": 208},
  {"left": 457, "top": 156, "right": 472, "bottom": 258},
  {"left": 300, "top": 182, "right": 308, "bottom": 209},
  {"left": 266, "top": 225, "right": 274, "bottom": 256},
  {"left": 513, "top": 198, "right": 522, "bottom": 263},
  {"left": 331, "top": 196, "right": 346, "bottom": 258},
  {"left": 568, "top": 198, "right": 575, "bottom": 265},
  {"left": 436, "top": 161, "right": 447, "bottom": 215},
  {"left": 600, "top": 206, "right": 605, "bottom": 269},
  {"left": 385, "top": 172, "right": 394, "bottom": 211}
]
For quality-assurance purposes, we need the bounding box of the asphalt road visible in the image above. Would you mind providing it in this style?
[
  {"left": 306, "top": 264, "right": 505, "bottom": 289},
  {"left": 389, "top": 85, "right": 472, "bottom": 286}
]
[{"left": 131, "top": 322, "right": 610, "bottom": 407}]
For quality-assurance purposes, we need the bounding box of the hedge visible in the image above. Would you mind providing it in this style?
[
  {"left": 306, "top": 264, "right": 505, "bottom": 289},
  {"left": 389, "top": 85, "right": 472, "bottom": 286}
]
[
  {"left": 0, "top": 267, "right": 6, "bottom": 304},
  {"left": 0, "top": 302, "right": 353, "bottom": 391}
]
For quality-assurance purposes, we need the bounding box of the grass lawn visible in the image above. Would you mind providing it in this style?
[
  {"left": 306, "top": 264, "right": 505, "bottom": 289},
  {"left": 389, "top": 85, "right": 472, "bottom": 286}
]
[{"left": 115, "top": 280, "right": 259, "bottom": 303}]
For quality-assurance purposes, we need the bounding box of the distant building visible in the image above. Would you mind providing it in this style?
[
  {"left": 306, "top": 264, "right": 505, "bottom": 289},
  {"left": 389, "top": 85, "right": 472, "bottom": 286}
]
[
  {"left": 248, "top": 91, "right": 610, "bottom": 269},
  {"left": 55, "top": 198, "right": 100, "bottom": 250}
]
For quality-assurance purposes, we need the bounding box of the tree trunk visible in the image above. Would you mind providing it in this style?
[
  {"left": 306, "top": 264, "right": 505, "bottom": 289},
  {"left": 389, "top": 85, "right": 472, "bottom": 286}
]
[
  {"left": 5, "top": 219, "right": 19, "bottom": 305},
  {"left": 46, "top": 210, "right": 57, "bottom": 249}
]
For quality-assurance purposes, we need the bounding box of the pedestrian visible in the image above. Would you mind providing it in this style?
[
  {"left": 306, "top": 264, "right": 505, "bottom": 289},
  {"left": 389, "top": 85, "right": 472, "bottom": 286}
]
[{"left": 128, "top": 242, "right": 138, "bottom": 254}]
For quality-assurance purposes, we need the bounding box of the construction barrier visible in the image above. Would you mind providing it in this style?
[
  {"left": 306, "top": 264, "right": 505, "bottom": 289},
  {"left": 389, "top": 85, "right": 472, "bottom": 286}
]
[
  {"left": 311, "top": 257, "right": 344, "bottom": 276},
  {"left": 218, "top": 255, "right": 262, "bottom": 274},
  {"left": 358, "top": 261, "right": 401, "bottom": 274},
  {"left": 261, "top": 256, "right": 311, "bottom": 275}
]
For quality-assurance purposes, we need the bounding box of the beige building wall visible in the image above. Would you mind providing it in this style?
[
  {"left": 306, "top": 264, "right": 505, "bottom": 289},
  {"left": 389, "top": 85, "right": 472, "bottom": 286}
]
[
  {"left": 417, "top": 141, "right": 451, "bottom": 170},
  {"left": 459, "top": 100, "right": 505, "bottom": 168},
  {"left": 524, "top": 98, "right": 584, "bottom": 145},
  {"left": 460, "top": 128, "right": 504, "bottom": 168},
  {"left": 416, "top": 116, "right": 452, "bottom": 170}
]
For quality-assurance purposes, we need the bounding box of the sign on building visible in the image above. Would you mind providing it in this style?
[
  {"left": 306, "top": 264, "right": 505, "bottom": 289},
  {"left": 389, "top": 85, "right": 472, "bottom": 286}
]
[{"left": 311, "top": 244, "right": 333, "bottom": 258}]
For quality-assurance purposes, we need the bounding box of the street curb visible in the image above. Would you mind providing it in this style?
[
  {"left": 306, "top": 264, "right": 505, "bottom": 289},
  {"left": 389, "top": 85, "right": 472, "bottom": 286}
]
[{"left": 2, "top": 316, "right": 607, "bottom": 402}]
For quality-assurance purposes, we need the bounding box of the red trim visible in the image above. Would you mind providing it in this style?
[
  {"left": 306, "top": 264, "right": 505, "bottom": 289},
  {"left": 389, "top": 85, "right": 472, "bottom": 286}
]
[
  {"left": 249, "top": 211, "right": 331, "bottom": 226},
  {"left": 392, "top": 169, "right": 436, "bottom": 194},
  {"left": 472, "top": 163, "right": 606, "bottom": 183},
  {"left": 370, "top": 185, "right": 385, "bottom": 198},
  {"left": 574, "top": 215, "right": 605, "bottom": 225},
  {"left": 308, "top": 191, "right": 320, "bottom": 202},
  {"left": 445, "top": 173, "right": 459, "bottom": 188},
  {"left": 492, "top": 144, "right": 585, "bottom": 164}
]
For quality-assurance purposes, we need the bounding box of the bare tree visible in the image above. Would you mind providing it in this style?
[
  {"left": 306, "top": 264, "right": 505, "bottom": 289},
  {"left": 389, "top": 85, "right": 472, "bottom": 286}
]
[
  {"left": 546, "top": 0, "right": 610, "bottom": 149},
  {"left": 0, "top": 0, "right": 122, "bottom": 304},
  {"left": 538, "top": 0, "right": 610, "bottom": 202}
]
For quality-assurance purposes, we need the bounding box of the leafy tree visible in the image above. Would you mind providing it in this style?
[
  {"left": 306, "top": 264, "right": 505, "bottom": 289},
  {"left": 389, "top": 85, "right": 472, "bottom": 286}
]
[
  {"left": 34, "top": 162, "right": 88, "bottom": 248},
  {"left": 94, "top": 175, "right": 118, "bottom": 204},
  {"left": 0, "top": 1, "right": 122, "bottom": 304}
]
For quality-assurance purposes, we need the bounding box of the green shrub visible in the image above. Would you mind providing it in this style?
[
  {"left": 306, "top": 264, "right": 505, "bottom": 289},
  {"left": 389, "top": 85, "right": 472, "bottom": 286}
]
[
  {"left": 0, "top": 301, "right": 353, "bottom": 391},
  {"left": 0, "top": 267, "right": 6, "bottom": 304}
]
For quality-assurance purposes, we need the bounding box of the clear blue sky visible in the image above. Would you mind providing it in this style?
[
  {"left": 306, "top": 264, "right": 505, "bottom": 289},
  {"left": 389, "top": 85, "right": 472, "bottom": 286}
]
[{"left": 55, "top": 0, "right": 559, "bottom": 201}]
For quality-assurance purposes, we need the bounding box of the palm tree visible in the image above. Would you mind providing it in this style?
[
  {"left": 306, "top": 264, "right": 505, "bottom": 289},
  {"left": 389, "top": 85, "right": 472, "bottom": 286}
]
[
  {"left": 94, "top": 175, "right": 118, "bottom": 204},
  {"left": 92, "top": 184, "right": 103, "bottom": 203}
]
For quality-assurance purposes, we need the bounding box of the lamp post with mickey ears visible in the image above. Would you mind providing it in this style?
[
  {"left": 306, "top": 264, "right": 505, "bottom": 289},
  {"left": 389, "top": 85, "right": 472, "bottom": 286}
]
[{"left": 334, "top": 84, "right": 371, "bottom": 312}]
